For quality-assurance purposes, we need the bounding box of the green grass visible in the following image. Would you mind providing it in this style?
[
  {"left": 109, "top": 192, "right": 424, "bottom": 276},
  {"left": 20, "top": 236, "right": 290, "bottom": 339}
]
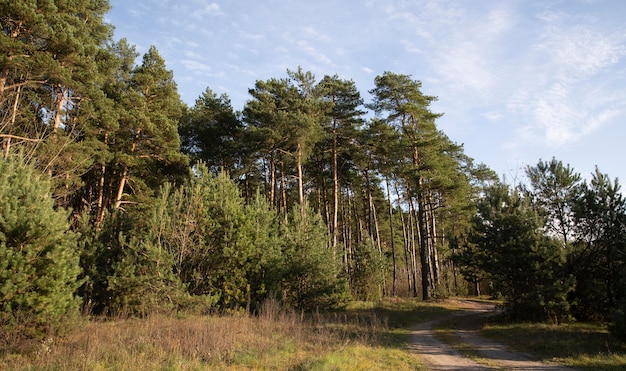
[{"left": 480, "top": 320, "right": 626, "bottom": 371}]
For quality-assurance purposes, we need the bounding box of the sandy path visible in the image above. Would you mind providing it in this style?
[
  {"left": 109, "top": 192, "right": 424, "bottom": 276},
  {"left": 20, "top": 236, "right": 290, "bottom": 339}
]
[{"left": 409, "top": 300, "right": 576, "bottom": 370}]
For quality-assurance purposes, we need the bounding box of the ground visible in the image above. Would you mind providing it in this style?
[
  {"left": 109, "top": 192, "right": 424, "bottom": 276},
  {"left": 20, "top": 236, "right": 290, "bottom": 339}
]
[{"left": 409, "top": 299, "right": 577, "bottom": 370}]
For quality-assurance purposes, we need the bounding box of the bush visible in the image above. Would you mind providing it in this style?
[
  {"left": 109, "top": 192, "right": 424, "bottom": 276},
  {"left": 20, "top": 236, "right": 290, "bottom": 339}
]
[
  {"left": 0, "top": 154, "right": 81, "bottom": 338},
  {"left": 279, "top": 205, "right": 351, "bottom": 310}
]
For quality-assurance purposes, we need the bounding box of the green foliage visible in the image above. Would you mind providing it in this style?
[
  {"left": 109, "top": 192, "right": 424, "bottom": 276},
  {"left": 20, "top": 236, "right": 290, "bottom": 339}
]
[
  {"left": 179, "top": 88, "right": 244, "bottom": 173},
  {"left": 106, "top": 191, "right": 189, "bottom": 316},
  {"left": 349, "top": 238, "right": 386, "bottom": 301},
  {"left": 467, "top": 183, "right": 573, "bottom": 322},
  {"left": 128, "top": 165, "right": 283, "bottom": 312},
  {"left": 570, "top": 169, "right": 626, "bottom": 321},
  {"left": 279, "top": 205, "right": 351, "bottom": 310},
  {"left": 524, "top": 157, "right": 582, "bottom": 244},
  {"left": 0, "top": 154, "right": 81, "bottom": 337}
]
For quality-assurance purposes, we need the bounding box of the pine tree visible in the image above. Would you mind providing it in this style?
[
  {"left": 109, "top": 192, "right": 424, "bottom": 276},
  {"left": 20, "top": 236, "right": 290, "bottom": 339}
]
[
  {"left": 467, "top": 183, "right": 573, "bottom": 322},
  {"left": 180, "top": 88, "right": 245, "bottom": 174},
  {"left": 279, "top": 204, "right": 350, "bottom": 310},
  {"left": 368, "top": 72, "right": 444, "bottom": 300},
  {"left": 0, "top": 154, "right": 81, "bottom": 336},
  {"left": 570, "top": 168, "right": 626, "bottom": 320}
]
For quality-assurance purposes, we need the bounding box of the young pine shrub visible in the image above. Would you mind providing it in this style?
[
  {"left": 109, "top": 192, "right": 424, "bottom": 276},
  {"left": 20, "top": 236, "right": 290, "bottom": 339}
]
[{"left": 0, "top": 154, "right": 82, "bottom": 341}]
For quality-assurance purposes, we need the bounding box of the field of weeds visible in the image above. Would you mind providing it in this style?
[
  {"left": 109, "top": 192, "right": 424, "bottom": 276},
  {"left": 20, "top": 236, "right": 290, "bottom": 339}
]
[{"left": 0, "top": 298, "right": 432, "bottom": 370}]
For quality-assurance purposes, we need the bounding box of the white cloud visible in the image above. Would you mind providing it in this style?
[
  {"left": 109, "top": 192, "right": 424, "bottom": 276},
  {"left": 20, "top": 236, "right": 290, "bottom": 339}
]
[
  {"left": 190, "top": 2, "right": 222, "bottom": 19},
  {"left": 483, "top": 111, "right": 503, "bottom": 121},
  {"left": 297, "top": 40, "right": 333, "bottom": 65},
  {"left": 537, "top": 14, "right": 626, "bottom": 79},
  {"left": 422, "top": 3, "right": 517, "bottom": 101},
  {"left": 183, "top": 50, "right": 204, "bottom": 60},
  {"left": 400, "top": 40, "right": 421, "bottom": 54},
  {"left": 180, "top": 60, "right": 212, "bottom": 74},
  {"left": 512, "top": 10, "right": 626, "bottom": 146}
]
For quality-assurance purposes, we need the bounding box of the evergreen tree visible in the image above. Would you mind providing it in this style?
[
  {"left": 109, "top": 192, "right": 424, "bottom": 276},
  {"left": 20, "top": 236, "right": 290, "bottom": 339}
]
[
  {"left": 151, "top": 165, "right": 283, "bottom": 312},
  {"left": 179, "top": 88, "right": 244, "bottom": 174},
  {"left": 310, "top": 75, "right": 364, "bottom": 254},
  {"left": 244, "top": 68, "right": 326, "bottom": 213},
  {"left": 569, "top": 168, "right": 626, "bottom": 320},
  {"left": 467, "top": 183, "right": 573, "bottom": 322},
  {"left": 0, "top": 154, "right": 81, "bottom": 336},
  {"left": 368, "top": 72, "right": 455, "bottom": 300},
  {"left": 1, "top": 0, "right": 114, "bottom": 210},
  {"left": 106, "top": 186, "right": 188, "bottom": 316},
  {"left": 279, "top": 204, "right": 350, "bottom": 310},
  {"left": 110, "top": 45, "right": 187, "bottom": 211},
  {"left": 524, "top": 158, "right": 582, "bottom": 244}
]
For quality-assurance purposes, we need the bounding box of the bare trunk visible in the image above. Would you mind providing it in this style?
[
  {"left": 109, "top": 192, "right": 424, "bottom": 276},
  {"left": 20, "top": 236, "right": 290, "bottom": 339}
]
[
  {"left": 94, "top": 163, "right": 107, "bottom": 231},
  {"left": 408, "top": 196, "right": 420, "bottom": 298},
  {"left": 0, "top": 65, "right": 8, "bottom": 99},
  {"left": 429, "top": 197, "right": 441, "bottom": 288},
  {"left": 341, "top": 193, "right": 350, "bottom": 272},
  {"left": 2, "top": 85, "right": 22, "bottom": 158},
  {"left": 53, "top": 86, "right": 67, "bottom": 133},
  {"left": 114, "top": 166, "right": 128, "bottom": 210},
  {"left": 386, "top": 176, "right": 398, "bottom": 296},
  {"left": 395, "top": 180, "right": 412, "bottom": 296},
  {"left": 280, "top": 160, "right": 287, "bottom": 217},
  {"left": 332, "top": 122, "right": 339, "bottom": 253},
  {"left": 296, "top": 143, "right": 305, "bottom": 217},
  {"left": 114, "top": 128, "right": 140, "bottom": 210},
  {"left": 417, "top": 187, "right": 431, "bottom": 301},
  {"left": 269, "top": 155, "right": 276, "bottom": 207}
]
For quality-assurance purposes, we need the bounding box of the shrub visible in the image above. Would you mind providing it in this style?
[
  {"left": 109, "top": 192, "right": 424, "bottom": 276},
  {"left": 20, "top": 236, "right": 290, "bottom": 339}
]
[{"left": 0, "top": 154, "right": 81, "bottom": 338}]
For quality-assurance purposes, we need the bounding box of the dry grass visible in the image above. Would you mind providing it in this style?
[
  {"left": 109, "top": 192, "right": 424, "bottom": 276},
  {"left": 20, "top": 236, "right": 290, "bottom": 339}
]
[{"left": 0, "top": 297, "right": 411, "bottom": 370}]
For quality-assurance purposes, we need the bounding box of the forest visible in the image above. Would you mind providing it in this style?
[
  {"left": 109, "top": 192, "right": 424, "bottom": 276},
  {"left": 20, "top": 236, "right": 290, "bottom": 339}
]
[{"left": 1, "top": 0, "right": 625, "bottom": 344}]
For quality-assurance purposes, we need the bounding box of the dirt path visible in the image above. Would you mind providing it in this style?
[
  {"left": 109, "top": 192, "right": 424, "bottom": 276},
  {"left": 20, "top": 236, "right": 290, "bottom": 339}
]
[{"left": 408, "top": 300, "right": 576, "bottom": 370}]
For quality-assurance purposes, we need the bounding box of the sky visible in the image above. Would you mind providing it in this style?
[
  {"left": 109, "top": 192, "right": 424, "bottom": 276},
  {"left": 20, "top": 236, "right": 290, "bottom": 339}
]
[{"left": 105, "top": 0, "right": 626, "bottom": 185}]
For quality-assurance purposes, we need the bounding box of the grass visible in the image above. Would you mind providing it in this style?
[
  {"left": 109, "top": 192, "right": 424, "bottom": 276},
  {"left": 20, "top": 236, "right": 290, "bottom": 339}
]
[
  {"left": 431, "top": 300, "right": 626, "bottom": 371},
  {"left": 480, "top": 320, "right": 626, "bottom": 371},
  {"left": 0, "top": 297, "right": 439, "bottom": 370},
  {"left": 5, "top": 297, "right": 623, "bottom": 370}
]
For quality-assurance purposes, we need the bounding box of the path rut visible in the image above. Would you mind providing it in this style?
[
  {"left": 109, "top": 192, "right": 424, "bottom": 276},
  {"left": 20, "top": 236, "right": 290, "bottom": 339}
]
[{"left": 408, "top": 300, "right": 576, "bottom": 370}]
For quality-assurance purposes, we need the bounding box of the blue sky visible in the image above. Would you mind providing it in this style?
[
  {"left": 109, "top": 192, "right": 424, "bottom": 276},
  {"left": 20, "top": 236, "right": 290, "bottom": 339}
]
[{"left": 106, "top": 0, "right": 626, "bottom": 184}]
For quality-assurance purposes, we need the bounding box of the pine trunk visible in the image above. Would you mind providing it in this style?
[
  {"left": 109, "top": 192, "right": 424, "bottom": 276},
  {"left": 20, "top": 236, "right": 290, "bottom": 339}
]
[{"left": 385, "top": 176, "right": 398, "bottom": 296}]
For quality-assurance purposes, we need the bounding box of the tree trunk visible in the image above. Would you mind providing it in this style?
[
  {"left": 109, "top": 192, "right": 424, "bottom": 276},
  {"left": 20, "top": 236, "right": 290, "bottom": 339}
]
[
  {"left": 394, "top": 180, "right": 412, "bottom": 296},
  {"left": 280, "top": 159, "right": 287, "bottom": 217},
  {"left": 417, "top": 188, "right": 432, "bottom": 301},
  {"left": 296, "top": 143, "right": 305, "bottom": 217},
  {"left": 269, "top": 154, "right": 276, "bottom": 207},
  {"left": 2, "top": 85, "right": 22, "bottom": 158},
  {"left": 0, "top": 62, "right": 11, "bottom": 99},
  {"left": 114, "top": 128, "right": 140, "bottom": 210},
  {"left": 94, "top": 163, "right": 107, "bottom": 231},
  {"left": 407, "top": 195, "right": 420, "bottom": 298},
  {"left": 332, "top": 122, "right": 339, "bottom": 253},
  {"left": 385, "top": 176, "right": 398, "bottom": 296},
  {"left": 53, "top": 85, "right": 68, "bottom": 133}
]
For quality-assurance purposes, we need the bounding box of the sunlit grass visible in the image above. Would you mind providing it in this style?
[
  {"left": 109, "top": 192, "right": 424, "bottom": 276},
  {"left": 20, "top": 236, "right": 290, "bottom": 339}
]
[
  {"left": 481, "top": 321, "right": 626, "bottom": 371},
  {"left": 0, "top": 297, "right": 436, "bottom": 370},
  {"left": 8, "top": 297, "right": 619, "bottom": 370}
]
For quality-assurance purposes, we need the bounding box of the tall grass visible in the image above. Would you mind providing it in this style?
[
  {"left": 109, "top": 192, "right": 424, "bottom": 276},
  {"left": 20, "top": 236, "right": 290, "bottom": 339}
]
[{"left": 0, "top": 297, "right": 428, "bottom": 370}]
